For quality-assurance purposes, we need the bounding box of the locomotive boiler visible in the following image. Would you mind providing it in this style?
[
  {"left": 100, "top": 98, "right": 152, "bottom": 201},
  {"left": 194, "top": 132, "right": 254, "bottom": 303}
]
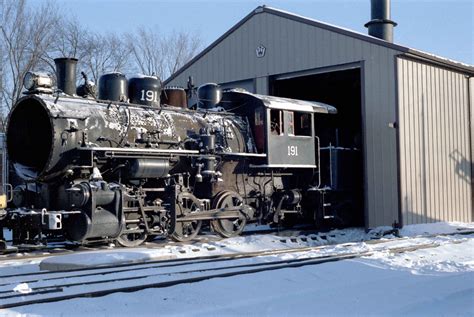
[{"left": 0, "top": 57, "right": 357, "bottom": 249}]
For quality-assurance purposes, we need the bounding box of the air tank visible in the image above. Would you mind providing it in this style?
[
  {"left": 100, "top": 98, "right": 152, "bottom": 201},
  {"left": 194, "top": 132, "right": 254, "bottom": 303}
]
[
  {"left": 128, "top": 75, "right": 161, "bottom": 106},
  {"left": 98, "top": 73, "right": 128, "bottom": 102},
  {"left": 129, "top": 159, "right": 171, "bottom": 179}
]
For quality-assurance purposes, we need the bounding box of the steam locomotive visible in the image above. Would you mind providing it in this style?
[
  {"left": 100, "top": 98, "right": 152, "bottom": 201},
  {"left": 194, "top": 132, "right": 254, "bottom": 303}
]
[{"left": 0, "top": 57, "right": 360, "bottom": 248}]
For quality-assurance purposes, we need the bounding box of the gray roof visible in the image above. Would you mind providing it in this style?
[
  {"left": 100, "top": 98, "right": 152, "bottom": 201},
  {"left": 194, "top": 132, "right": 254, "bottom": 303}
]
[
  {"left": 223, "top": 88, "right": 338, "bottom": 114},
  {"left": 165, "top": 6, "right": 473, "bottom": 84}
]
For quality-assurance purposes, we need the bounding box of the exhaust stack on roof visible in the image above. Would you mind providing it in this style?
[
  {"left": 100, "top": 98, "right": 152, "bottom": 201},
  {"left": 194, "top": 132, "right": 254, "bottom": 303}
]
[{"left": 364, "top": 0, "right": 397, "bottom": 42}]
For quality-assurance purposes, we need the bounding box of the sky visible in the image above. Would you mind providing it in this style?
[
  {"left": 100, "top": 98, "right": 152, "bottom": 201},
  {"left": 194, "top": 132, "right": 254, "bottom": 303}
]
[{"left": 35, "top": 0, "right": 473, "bottom": 65}]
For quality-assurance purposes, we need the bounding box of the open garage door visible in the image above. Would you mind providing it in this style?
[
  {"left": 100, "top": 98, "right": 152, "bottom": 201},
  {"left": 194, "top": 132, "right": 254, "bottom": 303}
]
[
  {"left": 271, "top": 66, "right": 365, "bottom": 227},
  {"left": 219, "top": 79, "right": 255, "bottom": 93}
]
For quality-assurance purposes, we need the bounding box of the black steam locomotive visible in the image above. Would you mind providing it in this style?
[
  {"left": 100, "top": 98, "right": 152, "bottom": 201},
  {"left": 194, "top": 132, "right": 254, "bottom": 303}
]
[{"left": 0, "top": 58, "right": 361, "bottom": 248}]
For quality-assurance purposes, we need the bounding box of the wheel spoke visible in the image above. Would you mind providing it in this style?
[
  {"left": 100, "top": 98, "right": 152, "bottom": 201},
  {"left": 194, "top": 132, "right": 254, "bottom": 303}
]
[
  {"left": 171, "top": 193, "right": 202, "bottom": 242},
  {"left": 211, "top": 191, "right": 247, "bottom": 238},
  {"left": 116, "top": 211, "right": 148, "bottom": 247}
]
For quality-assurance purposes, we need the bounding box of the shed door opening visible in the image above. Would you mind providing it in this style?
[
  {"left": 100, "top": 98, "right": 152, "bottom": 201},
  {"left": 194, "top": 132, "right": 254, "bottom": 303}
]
[{"left": 271, "top": 67, "right": 364, "bottom": 227}]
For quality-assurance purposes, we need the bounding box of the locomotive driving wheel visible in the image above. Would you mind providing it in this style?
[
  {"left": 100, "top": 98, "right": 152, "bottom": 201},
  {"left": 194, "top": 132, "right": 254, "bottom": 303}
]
[
  {"left": 116, "top": 230, "right": 148, "bottom": 248},
  {"left": 171, "top": 192, "right": 202, "bottom": 242},
  {"left": 211, "top": 190, "right": 247, "bottom": 238},
  {"left": 116, "top": 213, "right": 148, "bottom": 248}
]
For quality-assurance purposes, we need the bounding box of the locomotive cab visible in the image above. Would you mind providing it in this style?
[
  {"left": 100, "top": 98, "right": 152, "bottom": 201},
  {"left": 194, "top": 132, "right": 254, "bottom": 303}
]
[
  {"left": 265, "top": 103, "right": 316, "bottom": 167},
  {"left": 220, "top": 89, "right": 336, "bottom": 167}
]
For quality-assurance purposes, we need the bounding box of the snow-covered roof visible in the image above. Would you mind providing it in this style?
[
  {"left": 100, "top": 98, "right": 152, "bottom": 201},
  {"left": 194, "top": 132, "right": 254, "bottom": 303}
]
[
  {"left": 165, "top": 6, "right": 473, "bottom": 84},
  {"left": 223, "top": 89, "right": 337, "bottom": 114}
]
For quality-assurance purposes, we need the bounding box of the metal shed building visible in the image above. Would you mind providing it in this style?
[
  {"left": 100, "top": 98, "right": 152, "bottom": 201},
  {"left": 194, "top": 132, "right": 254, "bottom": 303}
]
[{"left": 165, "top": 6, "right": 474, "bottom": 228}]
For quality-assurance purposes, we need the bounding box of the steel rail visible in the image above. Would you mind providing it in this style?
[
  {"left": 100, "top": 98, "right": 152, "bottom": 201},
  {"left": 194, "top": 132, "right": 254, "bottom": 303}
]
[
  {"left": 0, "top": 239, "right": 459, "bottom": 309},
  {"left": 1, "top": 228, "right": 472, "bottom": 274},
  {"left": 0, "top": 226, "right": 321, "bottom": 261}
]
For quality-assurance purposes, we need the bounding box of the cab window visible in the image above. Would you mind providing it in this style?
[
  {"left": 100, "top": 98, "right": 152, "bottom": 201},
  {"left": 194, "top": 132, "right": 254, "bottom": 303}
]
[
  {"left": 270, "top": 109, "right": 284, "bottom": 135},
  {"left": 253, "top": 107, "right": 265, "bottom": 152},
  {"left": 294, "top": 112, "right": 311, "bottom": 136},
  {"left": 287, "top": 111, "right": 294, "bottom": 135}
]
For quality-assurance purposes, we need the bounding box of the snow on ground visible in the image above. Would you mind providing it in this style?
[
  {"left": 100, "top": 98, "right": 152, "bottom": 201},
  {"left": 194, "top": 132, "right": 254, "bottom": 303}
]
[
  {"left": 1, "top": 222, "right": 474, "bottom": 316},
  {"left": 399, "top": 221, "right": 474, "bottom": 236}
]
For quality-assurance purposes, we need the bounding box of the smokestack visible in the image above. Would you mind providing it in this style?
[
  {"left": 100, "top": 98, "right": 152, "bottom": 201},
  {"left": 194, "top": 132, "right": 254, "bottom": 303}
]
[
  {"left": 364, "top": 0, "right": 397, "bottom": 42},
  {"left": 54, "top": 57, "right": 78, "bottom": 95}
]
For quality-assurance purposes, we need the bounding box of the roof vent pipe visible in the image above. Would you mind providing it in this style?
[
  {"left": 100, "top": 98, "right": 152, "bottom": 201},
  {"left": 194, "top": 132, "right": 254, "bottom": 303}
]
[
  {"left": 54, "top": 57, "right": 78, "bottom": 95},
  {"left": 364, "top": 0, "right": 397, "bottom": 42}
]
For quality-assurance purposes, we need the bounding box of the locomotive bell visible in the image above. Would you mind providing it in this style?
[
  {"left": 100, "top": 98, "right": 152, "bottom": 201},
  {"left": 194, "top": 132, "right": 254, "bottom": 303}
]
[
  {"left": 197, "top": 83, "right": 222, "bottom": 109},
  {"left": 76, "top": 72, "right": 96, "bottom": 98},
  {"left": 128, "top": 75, "right": 161, "bottom": 106},
  {"left": 98, "top": 72, "right": 128, "bottom": 102}
]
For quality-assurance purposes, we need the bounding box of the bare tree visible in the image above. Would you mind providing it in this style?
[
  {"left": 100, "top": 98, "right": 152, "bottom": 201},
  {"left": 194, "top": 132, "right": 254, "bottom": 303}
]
[
  {"left": 127, "top": 27, "right": 202, "bottom": 80},
  {"left": 33, "top": 16, "right": 91, "bottom": 88},
  {"left": 38, "top": 17, "right": 132, "bottom": 86},
  {"left": 51, "top": 17, "right": 85, "bottom": 59},
  {"left": 127, "top": 26, "right": 165, "bottom": 78},
  {"left": 0, "top": 0, "right": 60, "bottom": 115},
  {"left": 41, "top": 16, "right": 89, "bottom": 70},
  {"left": 162, "top": 30, "right": 201, "bottom": 78},
  {"left": 81, "top": 32, "right": 132, "bottom": 83},
  {"left": 0, "top": 0, "right": 202, "bottom": 126}
]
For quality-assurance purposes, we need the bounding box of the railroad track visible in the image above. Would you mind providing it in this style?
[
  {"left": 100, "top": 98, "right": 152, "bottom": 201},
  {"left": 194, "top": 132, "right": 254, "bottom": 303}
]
[
  {"left": 0, "top": 232, "right": 472, "bottom": 309},
  {"left": 1, "top": 227, "right": 473, "bottom": 263},
  {"left": 0, "top": 226, "right": 338, "bottom": 261}
]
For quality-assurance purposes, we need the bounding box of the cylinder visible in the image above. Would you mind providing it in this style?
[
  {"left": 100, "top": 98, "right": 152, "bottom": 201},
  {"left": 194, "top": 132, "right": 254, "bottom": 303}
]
[
  {"left": 364, "top": 0, "right": 397, "bottom": 42},
  {"left": 98, "top": 73, "right": 128, "bottom": 102},
  {"left": 54, "top": 57, "right": 78, "bottom": 95},
  {"left": 64, "top": 208, "right": 121, "bottom": 241},
  {"left": 161, "top": 87, "right": 187, "bottom": 108},
  {"left": 371, "top": 0, "right": 391, "bottom": 20},
  {"left": 129, "top": 159, "right": 170, "bottom": 179},
  {"left": 128, "top": 76, "right": 161, "bottom": 106}
]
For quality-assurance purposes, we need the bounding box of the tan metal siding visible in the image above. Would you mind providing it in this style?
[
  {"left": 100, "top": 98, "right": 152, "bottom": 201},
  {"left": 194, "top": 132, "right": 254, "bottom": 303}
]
[
  {"left": 398, "top": 57, "right": 473, "bottom": 224},
  {"left": 471, "top": 77, "right": 474, "bottom": 222},
  {"left": 168, "top": 11, "right": 403, "bottom": 228}
]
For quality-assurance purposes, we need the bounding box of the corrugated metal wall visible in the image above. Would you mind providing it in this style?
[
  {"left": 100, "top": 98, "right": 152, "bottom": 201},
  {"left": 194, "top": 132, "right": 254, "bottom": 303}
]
[
  {"left": 170, "top": 13, "right": 401, "bottom": 90},
  {"left": 167, "top": 11, "right": 408, "bottom": 228},
  {"left": 470, "top": 77, "right": 474, "bottom": 214},
  {"left": 397, "top": 57, "right": 473, "bottom": 224}
]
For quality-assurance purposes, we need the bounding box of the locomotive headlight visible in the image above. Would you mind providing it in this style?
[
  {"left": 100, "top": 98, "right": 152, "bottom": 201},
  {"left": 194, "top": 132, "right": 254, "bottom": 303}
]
[
  {"left": 23, "top": 72, "right": 53, "bottom": 91},
  {"left": 23, "top": 72, "right": 36, "bottom": 90}
]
